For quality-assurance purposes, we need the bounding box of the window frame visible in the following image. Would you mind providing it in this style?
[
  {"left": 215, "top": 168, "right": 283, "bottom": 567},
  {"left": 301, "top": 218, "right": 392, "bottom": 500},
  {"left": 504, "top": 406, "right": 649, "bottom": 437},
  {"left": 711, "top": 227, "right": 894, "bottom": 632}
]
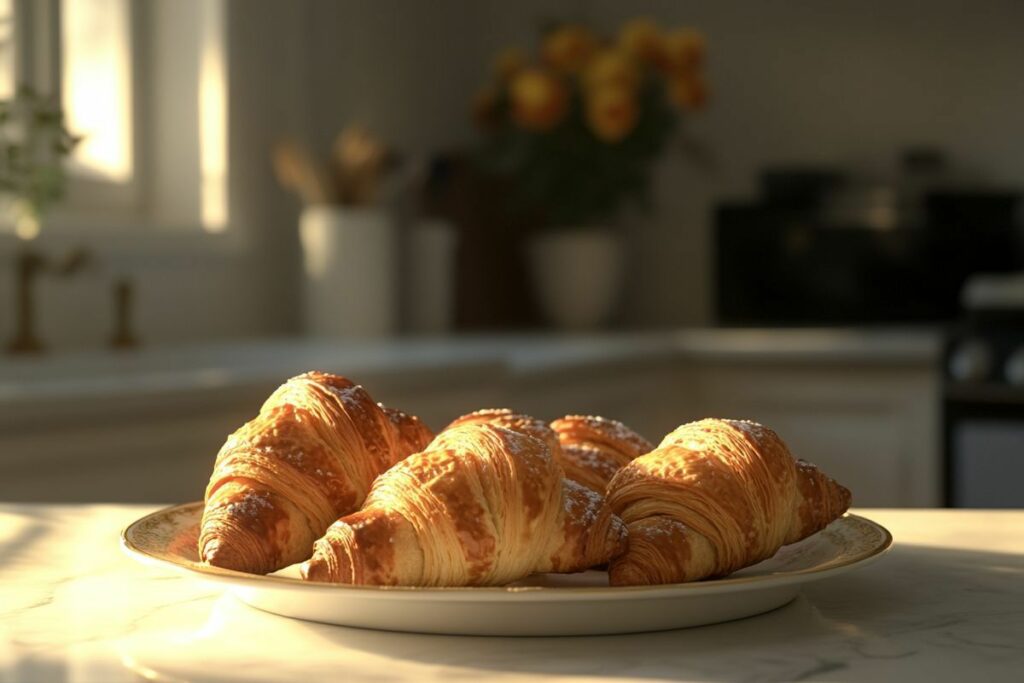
[
  {"left": 0, "top": 0, "right": 231, "bottom": 243},
  {"left": 7, "top": 0, "right": 162, "bottom": 230},
  {"left": 60, "top": 0, "right": 147, "bottom": 216}
]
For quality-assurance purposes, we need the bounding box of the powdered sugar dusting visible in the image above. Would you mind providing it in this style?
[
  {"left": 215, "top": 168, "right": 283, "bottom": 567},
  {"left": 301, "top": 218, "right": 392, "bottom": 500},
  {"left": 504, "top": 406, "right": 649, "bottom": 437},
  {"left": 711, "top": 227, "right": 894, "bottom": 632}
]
[
  {"left": 727, "top": 419, "right": 770, "bottom": 442},
  {"left": 335, "top": 383, "right": 370, "bottom": 405},
  {"left": 224, "top": 489, "right": 272, "bottom": 518},
  {"left": 637, "top": 516, "right": 685, "bottom": 538},
  {"left": 555, "top": 414, "right": 653, "bottom": 454},
  {"left": 504, "top": 430, "right": 528, "bottom": 456},
  {"left": 566, "top": 445, "right": 613, "bottom": 471},
  {"left": 562, "top": 478, "right": 602, "bottom": 526}
]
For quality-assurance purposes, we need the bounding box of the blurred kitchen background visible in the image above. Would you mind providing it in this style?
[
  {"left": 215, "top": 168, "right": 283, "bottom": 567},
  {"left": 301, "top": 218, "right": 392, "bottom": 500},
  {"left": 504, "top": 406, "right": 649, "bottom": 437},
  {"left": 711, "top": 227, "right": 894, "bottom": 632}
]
[{"left": 1, "top": 0, "right": 1022, "bottom": 508}]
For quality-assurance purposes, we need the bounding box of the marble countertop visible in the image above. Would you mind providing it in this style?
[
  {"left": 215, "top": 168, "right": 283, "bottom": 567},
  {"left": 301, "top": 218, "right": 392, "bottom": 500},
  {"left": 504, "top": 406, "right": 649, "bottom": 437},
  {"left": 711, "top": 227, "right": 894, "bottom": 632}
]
[
  {"left": 0, "top": 327, "right": 941, "bottom": 403},
  {"left": 1, "top": 505, "right": 1020, "bottom": 683}
]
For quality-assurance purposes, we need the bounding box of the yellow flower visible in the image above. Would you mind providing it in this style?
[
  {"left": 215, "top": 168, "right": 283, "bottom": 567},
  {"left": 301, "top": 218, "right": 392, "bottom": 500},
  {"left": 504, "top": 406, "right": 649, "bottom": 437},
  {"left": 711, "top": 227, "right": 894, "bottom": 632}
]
[
  {"left": 662, "top": 28, "right": 705, "bottom": 72},
  {"left": 542, "top": 25, "right": 599, "bottom": 74},
  {"left": 583, "top": 49, "right": 640, "bottom": 93},
  {"left": 509, "top": 68, "right": 569, "bottom": 131},
  {"left": 668, "top": 73, "right": 709, "bottom": 111},
  {"left": 586, "top": 83, "right": 638, "bottom": 143},
  {"left": 619, "top": 17, "right": 663, "bottom": 65},
  {"left": 494, "top": 47, "right": 526, "bottom": 82},
  {"left": 472, "top": 85, "right": 501, "bottom": 130}
]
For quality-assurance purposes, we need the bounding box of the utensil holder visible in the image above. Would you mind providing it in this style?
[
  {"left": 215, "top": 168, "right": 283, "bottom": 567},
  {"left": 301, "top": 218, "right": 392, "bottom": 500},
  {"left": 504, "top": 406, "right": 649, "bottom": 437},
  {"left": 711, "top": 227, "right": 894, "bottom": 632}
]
[{"left": 299, "top": 206, "right": 398, "bottom": 338}]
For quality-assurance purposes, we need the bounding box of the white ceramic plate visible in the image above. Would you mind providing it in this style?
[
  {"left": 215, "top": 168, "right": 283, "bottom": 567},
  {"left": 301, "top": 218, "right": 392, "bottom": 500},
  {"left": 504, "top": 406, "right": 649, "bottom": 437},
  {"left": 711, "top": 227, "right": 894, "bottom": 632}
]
[{"left": 121, "top": 502, "right": 891, "bottom": 636}]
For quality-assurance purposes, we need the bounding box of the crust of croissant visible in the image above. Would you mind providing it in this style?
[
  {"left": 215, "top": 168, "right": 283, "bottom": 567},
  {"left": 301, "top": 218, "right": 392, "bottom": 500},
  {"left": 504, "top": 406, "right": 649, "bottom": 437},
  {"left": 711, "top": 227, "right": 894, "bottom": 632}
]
[
  {"left": 550, "top": 415, "right": 654, "bottom": 493},
  {"left": 445, "top": 409, "right": 564, "bottom": 459},
  {"left": 448, "top": 409, "right": 653, "bottom": 495},
  {"left": 302, "top": 423, "right": 628, "bottom": 586},
  {"left": 607, "top": 418, "right": 851, "bottom": 586},
  {"left": 199, "top": 372, "right": 433, "bottom": 575}
]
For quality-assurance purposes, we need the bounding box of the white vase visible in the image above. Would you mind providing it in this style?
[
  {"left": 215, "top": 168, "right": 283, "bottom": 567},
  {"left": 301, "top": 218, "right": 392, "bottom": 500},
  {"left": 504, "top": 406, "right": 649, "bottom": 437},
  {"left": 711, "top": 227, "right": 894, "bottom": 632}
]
[
  {"left": 299, "top": 205, "right": 397, "bottom": 338},
  {"left": 528, "top": 229, "right": 623, "bottom": 330},
  {"left": 407, "top": 218, "right": 458, "bottom": 334}
]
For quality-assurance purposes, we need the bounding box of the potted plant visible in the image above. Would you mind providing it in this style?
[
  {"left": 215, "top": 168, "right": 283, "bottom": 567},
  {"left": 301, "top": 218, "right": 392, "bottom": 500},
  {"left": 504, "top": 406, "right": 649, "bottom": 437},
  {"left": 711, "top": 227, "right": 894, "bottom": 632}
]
[
  {"left": 0, "top": 85, "right": 81, "bottom": 240},
  {"left": 473, "top": 18, "right": 708, "bottom": 329}
]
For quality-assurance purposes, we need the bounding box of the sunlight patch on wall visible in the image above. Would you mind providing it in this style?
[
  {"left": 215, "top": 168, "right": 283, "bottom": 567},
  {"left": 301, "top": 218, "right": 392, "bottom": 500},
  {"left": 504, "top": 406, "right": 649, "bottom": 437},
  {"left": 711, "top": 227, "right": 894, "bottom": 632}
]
[
  {"left": 199, "top": 0, "right": 227, "bottom": 232},
  {"left": 0, "top": 0, "right": 14, "bottom": 99},
  {"left": 61, "top": 0, "right": 132, "bottom": 182}
]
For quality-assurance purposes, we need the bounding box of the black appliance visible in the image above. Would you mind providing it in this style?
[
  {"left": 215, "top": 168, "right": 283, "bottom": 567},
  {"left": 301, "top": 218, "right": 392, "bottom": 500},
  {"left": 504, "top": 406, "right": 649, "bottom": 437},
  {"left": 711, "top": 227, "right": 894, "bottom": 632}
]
[
  {"left": 715, "top": 170, "right": 1022, "bottom": 326},
  {"left": 944, "top": 308, "right": 1024, "bottom": 507}
]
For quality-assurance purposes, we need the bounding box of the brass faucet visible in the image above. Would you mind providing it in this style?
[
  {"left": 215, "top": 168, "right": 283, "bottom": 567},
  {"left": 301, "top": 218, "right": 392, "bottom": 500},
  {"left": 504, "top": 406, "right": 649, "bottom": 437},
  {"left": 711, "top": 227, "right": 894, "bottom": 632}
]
[
  {"left": 110, "top": 276, "right": 140, "bottom": 349},
  {"left": 6, "top": 245, "right": 90, "bottom": 354}
]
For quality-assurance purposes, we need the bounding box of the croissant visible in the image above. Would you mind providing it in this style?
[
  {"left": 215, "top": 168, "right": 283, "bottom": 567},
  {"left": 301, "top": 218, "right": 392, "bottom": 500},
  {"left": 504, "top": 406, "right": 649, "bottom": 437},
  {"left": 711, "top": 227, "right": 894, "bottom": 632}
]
[
  {"left": 550, "top": 415, "right": 653, "bottom": 493},
  {"left": 445, "top": 408, "right": 563, "bottom": 456},
  {"left": 607, "top": 418, "right": 851, "bottom": 586},
  {"left": 199, "top": 371, "right": 433, "bottom": 574},
  {"left": 301, "top": 422, "right": 628, "bottom": 586},
  {"left": 448, "top": 409, "right": 652, "bottom": 494}
]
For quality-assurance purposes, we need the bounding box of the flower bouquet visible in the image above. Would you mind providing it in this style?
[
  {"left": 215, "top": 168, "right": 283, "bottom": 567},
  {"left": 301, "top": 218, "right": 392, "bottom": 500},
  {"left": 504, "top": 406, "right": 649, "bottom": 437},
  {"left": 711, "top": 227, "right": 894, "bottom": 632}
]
[
  {"left": 473, "top": 18, "right": 708, "bottom": 229},
  {"left": 471, "top": 18, "right": 708, "bottom": 329}
]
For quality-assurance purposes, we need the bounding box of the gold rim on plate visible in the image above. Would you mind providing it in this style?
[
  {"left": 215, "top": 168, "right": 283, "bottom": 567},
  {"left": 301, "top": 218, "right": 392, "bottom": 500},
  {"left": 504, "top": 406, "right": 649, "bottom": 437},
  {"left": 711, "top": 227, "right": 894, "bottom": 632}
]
[{"left": 121, "top": 501, "right": 893, "bottom": 596}]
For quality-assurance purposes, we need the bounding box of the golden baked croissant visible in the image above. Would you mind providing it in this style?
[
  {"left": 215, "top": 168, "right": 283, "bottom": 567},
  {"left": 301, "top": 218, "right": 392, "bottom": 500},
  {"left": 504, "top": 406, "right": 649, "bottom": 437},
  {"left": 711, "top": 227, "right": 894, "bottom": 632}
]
[
  {"left": 199, "top": 371, "right": 433, "bottom": 574},
  {"left": 607, "top": 418, "right": 851, "bottom": 586},
  {"left": 550, "top": 415, "right": 653, "bottom": 493},
  {"left": 448, "top": 409, "right": 652, "bottom": 494},
  {"left": 301, "top": 422, "right": 628, "bottom": 586},
  {"left": 445, "top": 408, "right": 563, "bottom": 456}
]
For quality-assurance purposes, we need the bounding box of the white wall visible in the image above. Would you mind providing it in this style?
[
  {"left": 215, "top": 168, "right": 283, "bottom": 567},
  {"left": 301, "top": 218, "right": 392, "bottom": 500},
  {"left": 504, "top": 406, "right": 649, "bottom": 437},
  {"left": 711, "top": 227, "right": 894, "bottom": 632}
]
[
  {"left": 0, "top": 0, "right": 312, "bottom": 351},
  {"left": 2, "top": 0, "right": 1022, "bottom": 352},
  {"left": 591, "top": 0, "right": 1024, "bottom": 325},
  {"left": 301, "top": 0, "right": 1024, "bottom": 328},
  {"left": 303, "top": 0, "right": 587, "bottom": 159}
]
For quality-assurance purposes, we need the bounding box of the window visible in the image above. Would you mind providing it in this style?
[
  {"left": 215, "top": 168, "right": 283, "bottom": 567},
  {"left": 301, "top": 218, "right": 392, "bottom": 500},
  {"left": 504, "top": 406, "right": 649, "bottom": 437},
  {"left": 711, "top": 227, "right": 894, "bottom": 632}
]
[
  {"left": 2, "top": 0, "right": 227, "bottom": 233},
  {"left": 0, "top": 0, "right": 14, "bottom": 99},
  {"left": 61, "top": 0, "right": 133, "bottom": 182},
  {"left": 198, "top": 0, "right": 227, "bottom": 231}
]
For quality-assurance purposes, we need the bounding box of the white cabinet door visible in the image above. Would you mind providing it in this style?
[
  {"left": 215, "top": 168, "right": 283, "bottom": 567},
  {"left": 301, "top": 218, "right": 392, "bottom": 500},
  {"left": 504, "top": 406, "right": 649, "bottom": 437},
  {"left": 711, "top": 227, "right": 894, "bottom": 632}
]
[
  {"left": 0, "top": 366, "right": 509, "bottom": 503},
  {"left": 682, "top": 363, "right": 940, "bottom": 507},
  {"left": 0, "top": 352, "right": 939, "bottom": 507}
]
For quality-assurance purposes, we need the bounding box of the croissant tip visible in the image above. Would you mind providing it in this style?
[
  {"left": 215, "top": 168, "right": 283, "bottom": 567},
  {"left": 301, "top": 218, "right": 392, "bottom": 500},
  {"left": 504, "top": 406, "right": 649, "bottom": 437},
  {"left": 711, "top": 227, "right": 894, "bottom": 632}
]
[
  {"left": 837, "top": 482, "right": 853, "bottom": 513},
  {"left": 201, "top": 540, "right": 244, "bottom": 572},
  {"left": 202, "top": 536, "right": 281, "bottom": 575},
  {"left": 607, "top": 560, "right": 648, "bottom": 587}
]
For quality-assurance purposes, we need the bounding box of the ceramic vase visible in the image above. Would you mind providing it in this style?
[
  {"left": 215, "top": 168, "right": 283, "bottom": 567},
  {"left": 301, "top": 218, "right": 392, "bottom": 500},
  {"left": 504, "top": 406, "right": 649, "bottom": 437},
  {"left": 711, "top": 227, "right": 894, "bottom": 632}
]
[
  {"left": 527, "top": 229, "right": 623, "bottom": 330},
  {"left": 299, "top": 206, "right": 397, "bottom": 338},
  {"left": 407, "top": 218, "right": 458, "bottom": 334}
]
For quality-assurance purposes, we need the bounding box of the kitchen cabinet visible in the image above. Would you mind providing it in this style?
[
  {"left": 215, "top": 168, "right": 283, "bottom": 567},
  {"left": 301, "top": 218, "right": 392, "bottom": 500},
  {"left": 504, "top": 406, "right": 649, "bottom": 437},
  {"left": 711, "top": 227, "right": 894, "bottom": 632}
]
[
  {"left": 678, "top": 362, "right": 940, "bottom": 507},
  {"left": 0, "top": 329, "right": 942, "bottom": 506}
]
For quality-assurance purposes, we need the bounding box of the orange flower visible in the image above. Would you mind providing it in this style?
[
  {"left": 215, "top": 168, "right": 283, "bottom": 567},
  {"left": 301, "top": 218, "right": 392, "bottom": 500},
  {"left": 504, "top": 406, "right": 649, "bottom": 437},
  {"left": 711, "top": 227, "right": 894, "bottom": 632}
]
[
  {"left": 619, "top": 18, "right": 664, "bottom": 65},
  {"left": 586, "top": 84, "right": 638, "bottom": 142},
  {"left": 662, "top": 28, "right": 705, "bottom": 72},
  {"left": 542, "top": 25, "right": 599, "bottom": 74},
  {"left": 510, "top": 68, "right": 569, "bottom": 131},
  {"left": 668, "top": 73, "right": 709, "bottom": 111},
  {"left": 493, "top": 47, "right": 526, "bottom": 82},
  {"left": 583, "top": 49, "right": 640, "bottom": 93}
]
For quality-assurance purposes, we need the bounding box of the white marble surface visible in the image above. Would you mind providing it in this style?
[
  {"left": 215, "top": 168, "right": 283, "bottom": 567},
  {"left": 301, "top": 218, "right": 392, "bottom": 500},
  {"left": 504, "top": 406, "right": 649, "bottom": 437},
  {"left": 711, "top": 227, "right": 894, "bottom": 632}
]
[
  {"left": 0, "top": 327, "right": 940, "bottom": 403},
  {"left": 1, "top": 506, "right": 1020, "bottom": 682}
]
